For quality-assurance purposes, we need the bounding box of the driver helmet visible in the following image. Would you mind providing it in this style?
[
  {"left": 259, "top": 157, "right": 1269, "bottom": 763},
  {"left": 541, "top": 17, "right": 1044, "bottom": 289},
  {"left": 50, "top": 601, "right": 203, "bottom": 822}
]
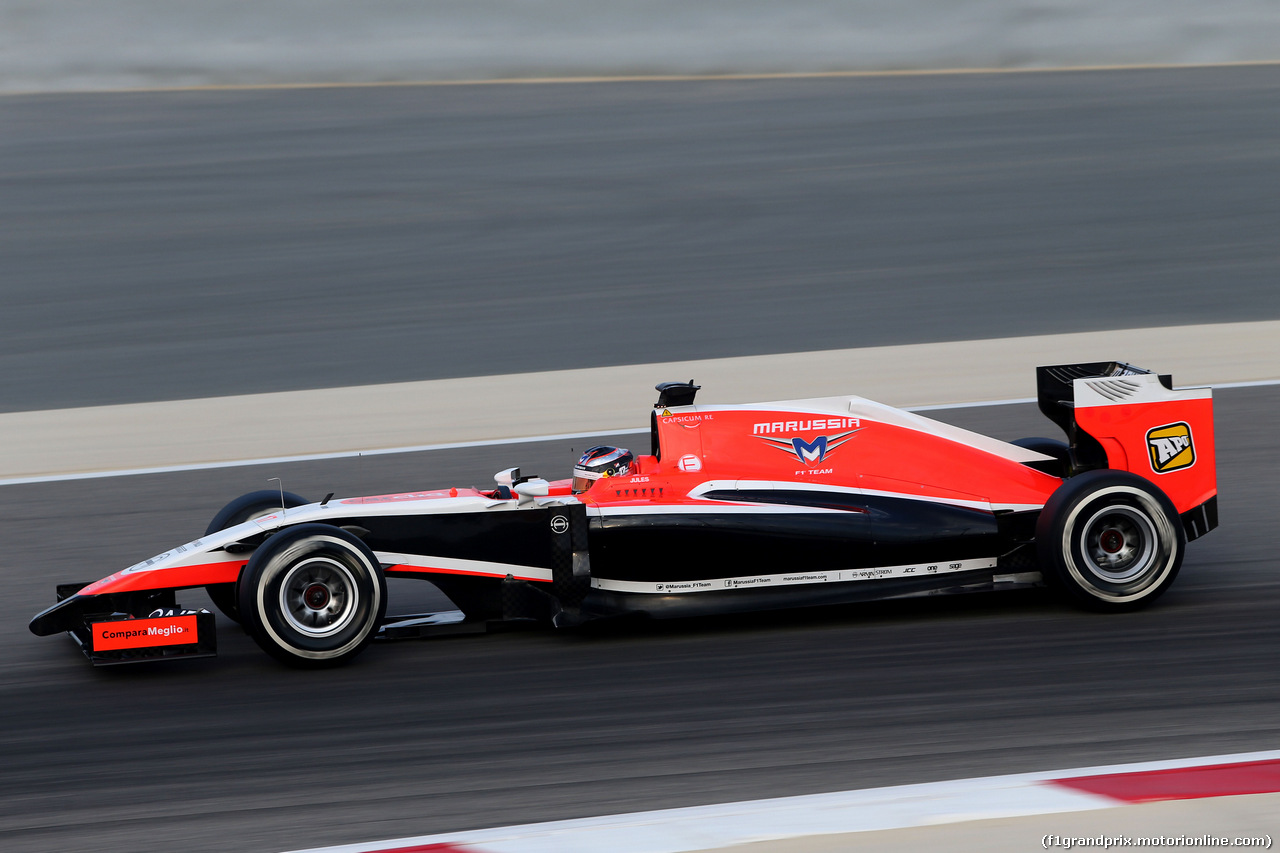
[{"left": 572, "top": 445, "right": 634, "bottom": 493}]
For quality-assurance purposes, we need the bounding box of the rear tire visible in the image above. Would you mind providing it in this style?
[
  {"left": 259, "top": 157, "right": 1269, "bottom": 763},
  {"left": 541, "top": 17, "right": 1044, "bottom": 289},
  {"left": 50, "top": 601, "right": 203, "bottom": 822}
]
[
  {"left": 204, "top": 490, "right": 308, "bottom": 623},
  {"left": 237, "top": 524, "right": 386, "bottom": 668},
  {"left": 1036, "top": 470, "right": 1184, "bottom": 611}
]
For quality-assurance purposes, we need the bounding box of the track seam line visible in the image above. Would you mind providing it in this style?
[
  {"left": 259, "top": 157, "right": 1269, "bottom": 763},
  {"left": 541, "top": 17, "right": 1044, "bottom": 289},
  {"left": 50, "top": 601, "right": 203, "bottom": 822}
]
[{"left": 4, "top": 60, "right": 1280, "bottom": 97}]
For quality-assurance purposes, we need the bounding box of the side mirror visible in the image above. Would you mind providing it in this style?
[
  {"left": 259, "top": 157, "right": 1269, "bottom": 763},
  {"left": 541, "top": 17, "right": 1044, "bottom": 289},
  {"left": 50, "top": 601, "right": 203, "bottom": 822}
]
[
  {"left": 494, "top": 467, "right": 520, "bottom": 487},
  {"left": 655, "top": 380, "right": 700, "bottom": 408},
  {"left": 514, "top": 478, "right": 550, "bottom": 498}
]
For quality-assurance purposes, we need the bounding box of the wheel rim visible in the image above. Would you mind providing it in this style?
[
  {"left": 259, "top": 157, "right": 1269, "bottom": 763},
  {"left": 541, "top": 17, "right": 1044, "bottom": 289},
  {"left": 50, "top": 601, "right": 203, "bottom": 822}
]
[
  {"left": 1078, "top": 504, "right": 1158, "bottom": 583},
  {"left": 279, "top": 557, "right": 360, "bottom": 637}
]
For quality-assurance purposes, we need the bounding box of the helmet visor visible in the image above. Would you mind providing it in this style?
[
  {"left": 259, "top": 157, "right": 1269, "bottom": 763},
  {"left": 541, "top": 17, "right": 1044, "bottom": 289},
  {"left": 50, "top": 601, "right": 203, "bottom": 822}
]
[{"left": 572, "top": 467, "right": 606, "bottom": 494}]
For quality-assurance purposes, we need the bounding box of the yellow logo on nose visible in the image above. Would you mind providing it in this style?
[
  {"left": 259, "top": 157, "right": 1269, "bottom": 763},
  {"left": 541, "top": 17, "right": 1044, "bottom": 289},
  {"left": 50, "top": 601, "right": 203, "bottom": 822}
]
[{"left": 1147, "top": 422, "right": 1195, "bottom": 473}]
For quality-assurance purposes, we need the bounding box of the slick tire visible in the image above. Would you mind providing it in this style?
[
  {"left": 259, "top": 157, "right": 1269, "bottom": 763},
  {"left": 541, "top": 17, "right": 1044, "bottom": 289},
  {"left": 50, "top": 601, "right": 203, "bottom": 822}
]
[
  {"left": 237, "top": 524, "right": 386, "bottom": 668},
  {"left": 1036, "top": 470, "right": 1184, "bottom": 611},
  {"left": 204, "top": 489, "right": 308, "bottom": 623}
]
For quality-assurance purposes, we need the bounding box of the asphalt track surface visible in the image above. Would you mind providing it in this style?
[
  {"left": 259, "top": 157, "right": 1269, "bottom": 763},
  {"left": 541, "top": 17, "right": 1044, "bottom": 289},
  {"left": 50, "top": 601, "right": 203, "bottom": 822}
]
[
  {"left": 3, "top": 65, "right": 1280, "bottom": 412},
  {"left": 2, "top": 386, "right": 1278, "bottom": 853}
]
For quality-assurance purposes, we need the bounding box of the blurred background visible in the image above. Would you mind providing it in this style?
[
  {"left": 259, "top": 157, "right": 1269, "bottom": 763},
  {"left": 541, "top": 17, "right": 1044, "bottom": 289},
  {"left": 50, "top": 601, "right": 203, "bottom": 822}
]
[
  {"left": 2, "top": 4, "right": 1279, "bottom": 853},
  {"left": 3, "top": 0, "right": 1280, "bottom": 91}
]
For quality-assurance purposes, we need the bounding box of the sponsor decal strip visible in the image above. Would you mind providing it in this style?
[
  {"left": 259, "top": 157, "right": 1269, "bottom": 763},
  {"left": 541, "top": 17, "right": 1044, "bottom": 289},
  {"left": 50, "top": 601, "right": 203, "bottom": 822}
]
[
  {"left": 591, "top": 557, "right": 997, "bottom": 594},
  {"left": 281, "top": 750, "right": 1280, "bottom": 853},
  {"left": 91, "top": 615, "right": 199, "bottom": 651},
  {"left": 377, "top": 552, "right": 553, "bottom": 583},
  {"left": 1147, "top": 421, "right": 1196, "bottom": 473},
  {"left": 752, "top": 417, "right": 862, "bottom": 434}
]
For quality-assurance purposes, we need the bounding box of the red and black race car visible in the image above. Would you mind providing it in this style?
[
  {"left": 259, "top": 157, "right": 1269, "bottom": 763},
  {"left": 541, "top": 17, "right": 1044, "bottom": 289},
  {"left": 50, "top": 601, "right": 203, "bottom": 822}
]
[{"left": 30, "top": 362, "right": 1218, "bottom": 668}]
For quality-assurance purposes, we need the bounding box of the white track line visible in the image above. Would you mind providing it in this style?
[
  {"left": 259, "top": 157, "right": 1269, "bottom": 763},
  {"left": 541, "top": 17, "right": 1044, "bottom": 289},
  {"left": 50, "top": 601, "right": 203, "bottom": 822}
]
[{"left": 0, "top": 428, "right": 648, "bottom": 486}]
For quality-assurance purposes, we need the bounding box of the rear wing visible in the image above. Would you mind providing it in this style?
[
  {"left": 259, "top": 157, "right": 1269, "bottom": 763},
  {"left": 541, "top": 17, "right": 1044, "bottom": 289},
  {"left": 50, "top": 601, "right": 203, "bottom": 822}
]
[{"left": 1037, "top": 362, "right": 1217, "bottom": 540}]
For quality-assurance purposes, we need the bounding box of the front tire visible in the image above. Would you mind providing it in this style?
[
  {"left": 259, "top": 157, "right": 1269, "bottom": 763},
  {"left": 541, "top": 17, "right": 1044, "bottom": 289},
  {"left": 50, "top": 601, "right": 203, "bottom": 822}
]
[
  {"left": 237, "top": 524, "right": 387, "bottom": 667},
  {"left": 1036, "top": 470, "right": 1184, "bottom": 611},
  {"left": 204, "top": 489, "right": 309, "bottom": 623}
]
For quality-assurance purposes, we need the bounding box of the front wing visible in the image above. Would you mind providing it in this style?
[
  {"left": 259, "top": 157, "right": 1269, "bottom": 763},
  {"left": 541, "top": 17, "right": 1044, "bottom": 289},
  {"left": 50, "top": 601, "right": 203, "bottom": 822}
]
[{"left": 45, "top": 583, "right": 217, "bottom": 666}]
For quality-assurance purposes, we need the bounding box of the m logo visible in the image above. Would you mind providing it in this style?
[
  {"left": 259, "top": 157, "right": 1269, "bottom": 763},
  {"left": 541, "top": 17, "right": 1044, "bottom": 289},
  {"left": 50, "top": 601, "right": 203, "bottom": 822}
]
[
  {"left": 1147, "top": 422, "right": 1195, "bottom": 473},
  {"left": 757, "top": 429, "right": 860, "bottom": 466},
  {"left": 792, "top": 436, "right": 829, "bottom": 464}
]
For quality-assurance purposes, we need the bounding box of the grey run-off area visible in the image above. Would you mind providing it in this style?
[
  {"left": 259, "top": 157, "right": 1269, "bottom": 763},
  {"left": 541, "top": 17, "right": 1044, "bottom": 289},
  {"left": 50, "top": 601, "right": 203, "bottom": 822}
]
[
  {"left": 2, "top": 1, "right": 1280, "bottom": 91},
  {"left": 3, "top": 66, "right": 1280, "bottom": 414}
]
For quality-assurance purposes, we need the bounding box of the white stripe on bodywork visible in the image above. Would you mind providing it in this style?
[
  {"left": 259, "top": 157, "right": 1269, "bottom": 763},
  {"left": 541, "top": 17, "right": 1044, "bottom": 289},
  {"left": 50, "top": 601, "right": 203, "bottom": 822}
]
[
  {"left": 117, "top": 529, "right": 248, "bottom": 575},
  {"left": 853, "top": 486, "right": 1042, "bottom": 514},
  {"left": 111, "top": 499, "right": 548, "bottom": 578},
  {"left": 593, "top": 503, "right": 852, "bottom": 517},
  {"left": 619, "top": 480, "right": 1042, "bottom": 514},
  {"left": 377, "top": 551, "right": 553, "bottom": 583},
  {"left": 591, "top": 557, "right": 997, "bottom": 594},
  {"left": 704, "top": 479, "right": 997, "bottom": 512},
  {"left": 686, "top": 479, "right": 862, "bottom": 499},
  {"left": 1073, "top": 373, "right": 1213, "bottom": 408},
  {"left": 670, "top": 396, "right": 1055, "bottom": 464}
]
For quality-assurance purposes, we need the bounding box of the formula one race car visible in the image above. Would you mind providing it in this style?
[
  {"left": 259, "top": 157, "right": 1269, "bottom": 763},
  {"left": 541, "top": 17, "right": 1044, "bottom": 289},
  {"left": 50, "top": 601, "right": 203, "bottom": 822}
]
[{"left": 30, "top": 362, "right": 1218, "bottom": 668}]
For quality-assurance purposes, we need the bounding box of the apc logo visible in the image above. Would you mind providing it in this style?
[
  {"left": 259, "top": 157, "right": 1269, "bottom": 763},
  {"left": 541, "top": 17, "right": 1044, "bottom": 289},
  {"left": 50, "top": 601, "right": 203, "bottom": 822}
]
[
  {"left": 756, "top": 429, "right": 860, "bottom": 466},
  {"left": 1147, "top": 422, "right": 1195, "bottom": 473}
]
